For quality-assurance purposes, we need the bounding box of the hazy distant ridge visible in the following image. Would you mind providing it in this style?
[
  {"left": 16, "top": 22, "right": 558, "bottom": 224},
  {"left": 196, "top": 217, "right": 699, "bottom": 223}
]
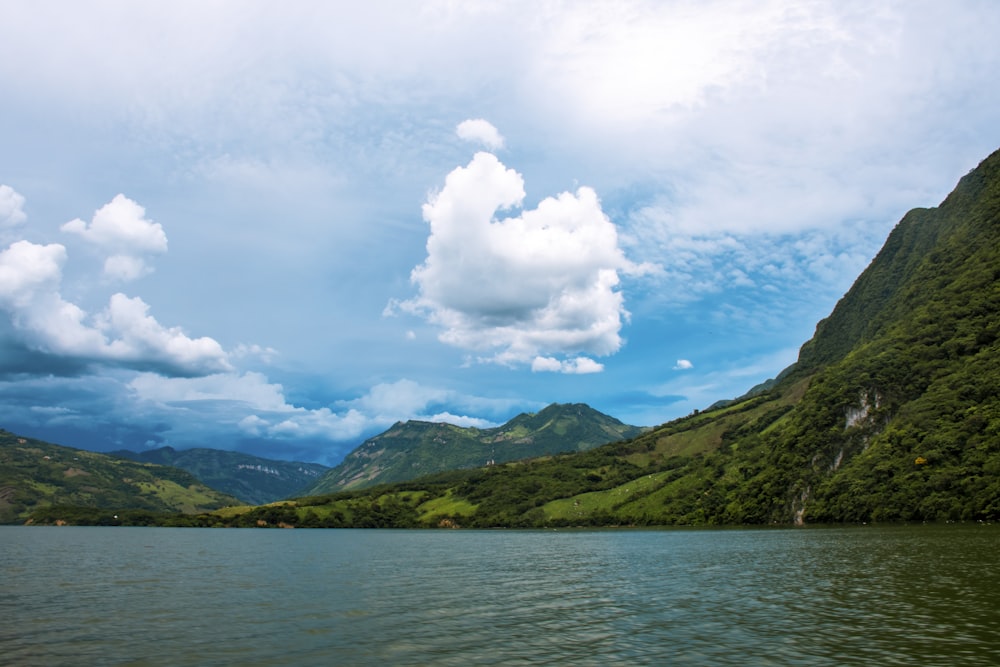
[{"left": 110, "top": 446, "right": 329, "bottom": 505}]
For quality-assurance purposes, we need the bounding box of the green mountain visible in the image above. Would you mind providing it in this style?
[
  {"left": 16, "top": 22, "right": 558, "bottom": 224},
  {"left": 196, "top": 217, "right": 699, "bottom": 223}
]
[
  {"left": 0, "top": 430, "right": 239, "bottom": 524},
  {"left": 109, "top": 446, "right": 329, "bottom": 505},
  {"left": 304, "top": 403, "right": 647, "bottom": 494}
]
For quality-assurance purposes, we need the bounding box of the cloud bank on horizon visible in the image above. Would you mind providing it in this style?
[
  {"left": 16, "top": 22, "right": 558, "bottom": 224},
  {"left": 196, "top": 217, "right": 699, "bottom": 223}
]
[{"left": 0, "top": 1, "right": 998, "bottom": 464}]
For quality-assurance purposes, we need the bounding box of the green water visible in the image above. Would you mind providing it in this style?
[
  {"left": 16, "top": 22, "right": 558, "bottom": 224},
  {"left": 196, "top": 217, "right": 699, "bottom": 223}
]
[{"left": 2, "top": 525, "right": 998, "bottom": 665}]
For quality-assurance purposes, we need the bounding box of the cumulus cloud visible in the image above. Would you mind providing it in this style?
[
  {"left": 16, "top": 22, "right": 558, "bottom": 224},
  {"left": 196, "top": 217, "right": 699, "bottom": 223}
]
[
  {"left": 231, "top": 343, "right": 280, "bottom": 364},
  {"left": 674, "top": 359, "right": 693, "bottom": 370},
  {"left": 130, "top": 371, "right": 367, "bottom": 440},
  {"left": 456, "top": 118, "right": 504, "bottom": 150},
  {"left": 398, "top": 150, "right": 649, "bottom": 372},
  {"left": 423, "top": 412, "right": 495, "bottom": 428},
  {"left": 532, "top": 356, "right": 604, "bottom": 374},
  {"left": 0, "top": 240, "right": 65, "bottom": 306},
  {"left": 0, "top": 240, "right": 108, "bottom": 355},
  {"left": 129, "top": 371, "right": 294, "bottom": 412},
  {"left": 61, "top": 194, "right": 167, "bottom": 281},
  {"left": 0, "top": 195, "right": 230, "bottom": 376},
  {"left": 96, "top": 293, "right": 231, "bottom": 373},
  {"left": 0, "top": 185, "right": 27, "bottom": 231},
  {"left": 338, "top": 378, "right": 448, "bottom": 417},
  {"left": 102, "top": 254, "right": 150, "bottom": 282},
  {"left": 237, "top": 414, "right": 270, "bottom": 436},
  {"left": 336, "top": 378, "right": 512, "bottom": 426}
]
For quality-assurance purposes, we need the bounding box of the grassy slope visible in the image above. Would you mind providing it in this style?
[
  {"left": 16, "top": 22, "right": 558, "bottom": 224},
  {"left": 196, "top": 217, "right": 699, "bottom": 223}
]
[{"left": 0, "top": 430, "right": 239, "bottom": 523}]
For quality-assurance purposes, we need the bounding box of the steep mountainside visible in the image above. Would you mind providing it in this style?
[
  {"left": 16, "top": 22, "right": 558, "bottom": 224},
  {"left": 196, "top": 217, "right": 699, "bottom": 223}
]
[
  {"left": 110, "top": 446, "right": 328, "bottom": 504},
  {"left": 304, "top": 403, "right": 646, "bottom": 494},
  {"left": 0, "top": 430, "right": 239, "bottom": 523},
  {"left": 797, "top": 155, "right": 999, "bottom": 372}
]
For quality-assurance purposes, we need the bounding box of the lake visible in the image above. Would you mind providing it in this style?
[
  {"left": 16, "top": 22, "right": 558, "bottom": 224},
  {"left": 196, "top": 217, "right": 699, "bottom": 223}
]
[{"left": 2, "top": 525, "right": 998, "bottom": 665}]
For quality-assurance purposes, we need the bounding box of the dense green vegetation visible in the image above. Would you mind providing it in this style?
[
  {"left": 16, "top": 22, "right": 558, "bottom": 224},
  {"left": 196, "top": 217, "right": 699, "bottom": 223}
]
[
  {"left": 0, "top": 431, "right": 239, "bottom": 523},
  {"left": 306, "top": 402, "right": 646, "bottom": 494},
  {"left": 15, "top": 147, "right": 1000, "bottom": 528},
  {"left": 109, "top": 446, "right": 328, "bottom": 505}
]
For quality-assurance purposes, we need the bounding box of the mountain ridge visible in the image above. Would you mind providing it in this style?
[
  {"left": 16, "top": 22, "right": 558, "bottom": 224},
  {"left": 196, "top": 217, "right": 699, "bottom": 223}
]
[
  {"left": 109, "top": 446, "right": 328, "bottom": 505},
  {"left": 0, "top": 430, "right": 239, "bottom": 523},
  {"left": 304, "top": 402, "right": 647, "bottom": 495}
]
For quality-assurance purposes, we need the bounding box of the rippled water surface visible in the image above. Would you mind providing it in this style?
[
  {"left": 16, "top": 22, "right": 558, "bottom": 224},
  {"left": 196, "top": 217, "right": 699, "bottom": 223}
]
[{"left": 2, "top": 525, "right": 998, "bottom": 665}]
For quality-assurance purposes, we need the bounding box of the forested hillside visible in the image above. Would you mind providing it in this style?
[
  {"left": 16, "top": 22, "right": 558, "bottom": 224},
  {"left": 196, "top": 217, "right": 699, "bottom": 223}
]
[
  {"left": 0, "top": 431, "right": 239, "bottom": 524},
  {"left": 110, "top": 446, "right": 328, "bottom": 505},
  {"left": 306, "top": 403, "right": 645, "bottom": 494}
]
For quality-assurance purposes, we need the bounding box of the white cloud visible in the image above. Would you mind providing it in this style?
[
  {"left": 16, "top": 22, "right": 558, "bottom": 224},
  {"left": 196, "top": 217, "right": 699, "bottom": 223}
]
[
  {"left": 61, "top": 194, "right": 167, "bottom": 252},
  {"left": 424, "top": 412, "right": 495, "bottom": 428},
  {"left": 523, "top": 2, "right": 999, "bottom": 314},
  {"left": 129, "top": 372, "right": 292, "bottom": 412},
  {"left": 456, "top": 118, "right": 504, "bottom": 150},
  {"left": 0, "top": 240, "right": 108, "bottom": 354},
  {"left": 532, "top": 356, "right": 604, "bottom": 374},
  {"left": 0, "top": 196, "right": 229, "bottom": 376},
  {"left": 336, "top": 378, "right": 516, "bottom": 427},
  {"left": 0, "top": 248, "right": 231, "bottom": 373},
  {"left": 339, "top": 378, "right": 449, "bottom": 418},
  {"left": 231, "top": 343, "right": 280, "bottom": 364},
  {"left": 97, "top": 293, "right": 231, "bottom": 374},
  {"left": 674, "top": 359, "right": 693, "bottom": 370},
  {"left": 0, "top": 185, "right": 27, "bottom": 231},
  {"left": 103, "top": 254, "right": 151, "bottom": 282},
  {"left": 62, "top": 194, "right": 167, "bottom": 281},
  {"left": 0, "top": 240, "right": 65, "bottom": 307},
  {"left": 238, "top": 414, "right": 269, "bottom": 436},
  {"left": 729, "top": 269, "right": 754, "bottom": 288},
  {"left": 264, "top": 407, "right": 370, "bottom": 441},
  {"left": 400, "top": 150, "right": 649, "bottom": 369},
  {"left": 531, "top": 2, "right": 787, "bottom": 124},
  {"left": 530, "top": 356, "right": 563, "bottom": 373},
  {"left": 129, "top": 370, "right": 373, "bottom": 442}
]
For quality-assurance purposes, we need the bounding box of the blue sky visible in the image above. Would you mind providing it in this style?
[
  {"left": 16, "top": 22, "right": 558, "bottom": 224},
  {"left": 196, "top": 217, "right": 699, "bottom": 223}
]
[{"left": 2, "top": 1, "right": 999, "bottom": 465}]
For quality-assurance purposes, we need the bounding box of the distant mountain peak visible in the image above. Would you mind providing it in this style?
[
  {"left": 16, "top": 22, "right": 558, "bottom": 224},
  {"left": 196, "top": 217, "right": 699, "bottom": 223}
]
[{"left": 304, "top": 404, "right": 645, "bottom": 495}]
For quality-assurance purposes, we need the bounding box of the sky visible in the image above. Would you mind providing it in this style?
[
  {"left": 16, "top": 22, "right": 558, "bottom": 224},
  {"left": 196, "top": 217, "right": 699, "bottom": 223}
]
[{"left": 2, "top": 1, "right": 999, "bottom": 466}]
